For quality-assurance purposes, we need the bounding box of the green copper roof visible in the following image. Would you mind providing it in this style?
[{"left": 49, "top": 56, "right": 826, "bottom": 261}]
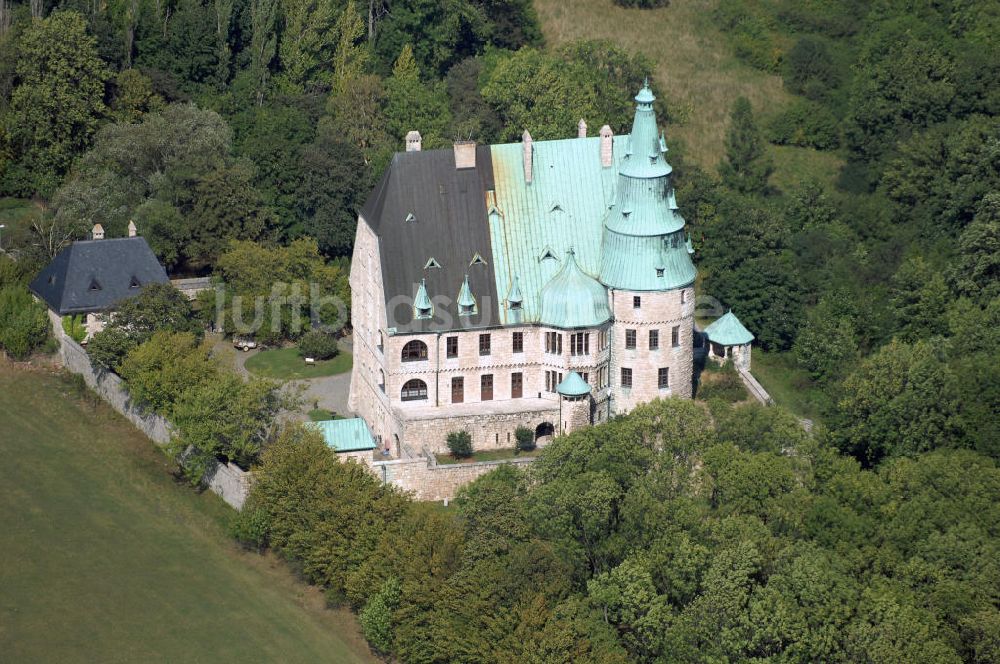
[
  {"left": 557, "top": 371, "right": 591, "bottom": 397},
  {"left": 457, "top": 274, "right": 477, "bottom": 315},
  {"left": 599, "top": 84, "right": 696, "bottom": 291},
  {"left": 507, "top": 275, "right": 523, "bottom": 305},
  {"left": 413, "top": 279, "right": 432, "bottom": 319},
  {"left": 539, "top": 249, "right": 611, "bottom": 329},
  {"left": 704, "top": 310, "right": 754, "bottom": 346},
  {"left": 308, "top": 418, "right": 376, "bottom": 452},
  {"left": 488, "top": 134, "right": 628, "bottom": 324}
]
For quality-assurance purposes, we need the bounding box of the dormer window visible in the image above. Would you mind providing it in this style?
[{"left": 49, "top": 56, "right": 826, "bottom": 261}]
[
  {"left": 656, "top": 268, "right": 665, "bottom": 278},
  {"left": 539, "top": 246, "right": 559, "bottom": 262},
  {"left": 459, "top": 303, "right": 475, "bottom": 316},
  {"left": 470, "top": 253, "right": 487, "bottom": 267},
  {"left": 89, "top": 279, "right": 102, "bottom": 291},
  {"left": 129, "top": 276, "right": 141, "bottom": 289},
  {"left": 415, "top": 305, "right": 432, "bottom": 319},
  {"left": 47, "top": 275, "right": 56, "bottom": 285},
  {"left": 405, "top": 212, "right": 417, "bottom": 223},
  {"left": 509, "top": 300, "right": 522, "bottom": 311},
  {"left": 424, "top": 257, "right": 441, "bottom": 269}
]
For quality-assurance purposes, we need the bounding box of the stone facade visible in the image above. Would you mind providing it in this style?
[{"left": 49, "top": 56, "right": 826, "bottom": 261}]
[
  {"left": 348, "top": 211, "right": 696, "bottom": 457},
  {"left": 370, "top": 454, "right": 537, "bottom": 502}
]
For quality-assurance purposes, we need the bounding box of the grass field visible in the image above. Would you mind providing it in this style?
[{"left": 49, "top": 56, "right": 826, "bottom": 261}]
[
  {"left": 245, "top": 346, "right": 353, "bottom": 380},
  {"left": 0, "top": 361, "right": 374, "bottom": 663},
  {"left": 751, "top": 351, "right": 829, "bottom": 423},
  {"left": 535, "top": 0, "right": 842, "bottom": 186}
]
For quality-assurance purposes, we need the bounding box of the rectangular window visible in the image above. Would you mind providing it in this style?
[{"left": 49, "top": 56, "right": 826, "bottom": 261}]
[
  {"left": 512, "top": 331, "right": 524, "bottom": 353},
  {"left": 580, "top": 372, "right": 589, "bottom": 384},
  {"left": 481, "top": 374, "right": 493, "bottom": 401},
  {"left": 545, "top": 331, "right": 563, "bottom": 354},
  {"left": 511, "top": 372, "right": 522, "bottom": 398},
  {"left": 649, "top": 329, "right": 659, "bottom": 350},
  {"left": 570, "top": 332, "right": 590, "bottom": 356},
  {"left": 672, "top": 325, "right": 680, "bottom": 348},
  {"left": 633, "top": 295, "right": 641, "bottom": 309},
  {"left": 621, "top": 367, "right": 632, "bottom": 388},
  {"left": 625, "top": 329, "right": 636, "bottom": 349},
  {"left": 446, "top": 336, "right": 458, "bottom": 358},
  {"left": 681, "top": 289, "right": 687, "bottom": 304},
  {"left": 658, "top": 367, "right": 669, "bottom": 389},
  {"left": 545, "top": 370, "right": 554, "bottom": 393},
  {"left": 451, "top": 376, "right": 464, "bottom": 403},
  {"left": 479, "top": 333, "right": 491, "bottom": 356}
]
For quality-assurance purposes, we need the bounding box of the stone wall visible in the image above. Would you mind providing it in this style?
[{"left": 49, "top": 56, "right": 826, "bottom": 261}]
[
  {"left": 59, "top": 336, "right": 251, "bottom": 510},
  {"left": 608, "top": 285, "right": 695, "bottom": 412},
  {"left": 370, "top": 453, "right": 536, "bottom": 502},
  {"left": 402, "top": 405, "right": 559, "bottom": 454}
]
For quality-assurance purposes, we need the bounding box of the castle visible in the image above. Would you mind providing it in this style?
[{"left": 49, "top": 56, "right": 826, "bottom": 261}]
[{"left": 349, "top": 83, "right": 697, "bottom": 457}]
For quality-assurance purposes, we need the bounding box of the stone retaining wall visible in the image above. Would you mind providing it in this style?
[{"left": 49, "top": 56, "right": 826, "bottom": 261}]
[
  {"left": 59, "top": 336, "right": 251, "bottom": 510},
  {"left": 370, "top": 453, "right": 535, "bottom": 502}
]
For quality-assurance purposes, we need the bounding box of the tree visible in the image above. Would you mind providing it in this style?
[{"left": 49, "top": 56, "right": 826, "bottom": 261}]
[
  {"left": 249, "top": 0, "right": 279, "bottom": 104},
  {"left": 170, "top": 373, "right": 286, "bottom": 480},
  {"left": 117, "top": 331, "right": 218, "bottom": 414},
  {"left": 187, "top": 161, "right": 273, "bottom": 268},
  {"left": 890, "top": 256, "right": 949, "bottom": 342},
  {"left": 109, "top": 68, "right": 164, "bottom": 123},
  {"left": 447, "top": 430, "right": 472, "bottom": 458},
  {"left": 794, "top": 295, "right": 860, "bottom": 383},
  {"left": 0, "top": 286, "right": 50, "bottom": 359},
  {"left": 276, "top": 0, "right": 336, "bottom": 93},
  {"left": 360, "top": 577, "right": 401, "bottom": 653},
  {"left": 5, "top": 11, "right": 110, "bottom": 196},
  {"left": 514, "top": 426, "right": 535, "bottom": 452},
  {"left": 782, "top": 36, "right": 839, "bottom": 101},
  {"left": 383, "top": 44, "right": 452, "bottom": 148},
  {"left": 295, "top": 135, "right": 367, "bottom": 257},
  {"left": 832, "top": 339, "right": 964, "bottom": 466},
  {"left": 718, "top": 97, "right": 773, "bottom": 195},
  {"left": 86, "top": 282, "right": 198, "bottom": 370},
  {"left": 951, "top": 192, "right": 1000, "bottom": 302}
]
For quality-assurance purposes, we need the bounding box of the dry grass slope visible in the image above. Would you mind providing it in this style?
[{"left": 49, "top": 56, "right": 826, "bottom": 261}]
[{"left": 536, "top": 0, "right": 841, "bottom": 179}]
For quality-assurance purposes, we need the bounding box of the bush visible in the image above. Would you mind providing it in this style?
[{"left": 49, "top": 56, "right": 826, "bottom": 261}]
[
  {"left": 447, "top": 430, "right": 473, "bottom": 459},
  {"left": 0, "top": 286, "right": 50, "bottom": 359},
  {"left": 766, "top": 99, "right": 840, "bottom": 150},
  {"left": 229, "top": 505, "right": 269, "bottom": 551},
  {"left": 514, "top": 426, "right": 535, "bottom": 452},
  {"left": 359, "top": 577, "right": 401, "bottom": 653},
  {"left": 298, "top": 329, "right": 339, "bottom": 360},
  {"left": 697, "top": 360, "right": 747, "bottom": 402},
  {"left": 62, "top": 315, "right": 87, "bottom": 343}
]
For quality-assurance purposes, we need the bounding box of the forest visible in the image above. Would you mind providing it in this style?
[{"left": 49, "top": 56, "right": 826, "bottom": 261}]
[{"left": 1, "top": 0, "right": 998, "bottom": 661}]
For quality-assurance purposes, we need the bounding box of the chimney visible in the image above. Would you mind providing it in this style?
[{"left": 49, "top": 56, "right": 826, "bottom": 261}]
[
  {"left": 578, "top": 119, "right": 587, "bottom": 138},
  {"left": 600, "top": 125, "right": 614, "bottom": 167},
  {"left": 453, "top": 140, "right": 476, "bottom": 169},
  {"left": 92, "top": 224, "right": 105, "bottom": 240},
  {"left": 127, "top": 220, "right": 137, "bottom": 237},
  {"left": 406, "top": 130, "right": 422, "bottom": 152},
  {"left": 522, "top": 130, "right": 533, "bottom": 184}
]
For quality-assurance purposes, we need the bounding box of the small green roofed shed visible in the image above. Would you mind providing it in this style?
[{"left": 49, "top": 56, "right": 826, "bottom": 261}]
[
  {"left": 704, "top": 310, "right": 754, "bottom": 346},
  {"left": 704, "top": 310, "right": 754, "bottom": 370},
  {"left": 557, "top": 371, "right": 591, "bottom": 397},
  {"left": 308, "top": 418, "right": 377, "bottom": 453}
]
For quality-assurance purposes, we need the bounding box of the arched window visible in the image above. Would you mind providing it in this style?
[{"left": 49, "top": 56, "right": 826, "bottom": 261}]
[
  {"left": 400, "top": 379, "right": 428, "bottom": 401},
  {"left": 401, "top": 339, "right": 428, "bottom": 361}
]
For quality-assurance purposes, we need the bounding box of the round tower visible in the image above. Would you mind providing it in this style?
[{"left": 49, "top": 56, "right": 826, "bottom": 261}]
[
  {"left": 599, "top": 82, "right": 697, "bottom": 413},
  {"left": 557, "top": 371, "right": 592, "bottom": 435}
]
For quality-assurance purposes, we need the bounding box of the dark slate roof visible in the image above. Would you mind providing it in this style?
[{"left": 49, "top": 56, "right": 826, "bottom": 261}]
[
  {"left": 29, "top": 237, "right": 169, "bottom": 315},
  {"left": 360, "top": 146, "right": 499, "bottom": 333}
]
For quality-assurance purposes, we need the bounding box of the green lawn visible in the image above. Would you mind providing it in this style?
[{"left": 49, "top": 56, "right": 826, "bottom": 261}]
[
  {"left": 436, "top": 447, "right": 542, "bottom": 465},
  {"left": 750, "top": 350, "right": 829, "bottom": 423},
  {"left": 245, "top": 346, "right": 353, "bottom": 380},
  {"left": 0, "top": 362, "right": 374, "bottom": 663},
  {"left": 308, "top": 408, "right": 344, "bottom": 422}
]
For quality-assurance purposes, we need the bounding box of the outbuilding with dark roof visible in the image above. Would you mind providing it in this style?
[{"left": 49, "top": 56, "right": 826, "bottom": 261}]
[{"left": 29, "top": 236, "right": 169, "bottom": 315}]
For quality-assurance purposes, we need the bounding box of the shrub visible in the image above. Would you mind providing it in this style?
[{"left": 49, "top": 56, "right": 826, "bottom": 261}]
[
  {"left": 298, "top": 329, "right": 339, "bottom": 360},
  {"left": 697, "top": 360, "right": 747, "bottom": 402},
  {"left": 359, "top": 577, "right": 401, "bottom": 653},
  {"left": 229, "top": 505, "right": 269, "bottom": 551},
  {"left": 766, "top": 99, "right": 840, "bottom": 150},
  {"left": 62, "top": 315, "right": 87, "bottom": 343},
  {"left": 514, "top": 426, "right": 535, "bottom": 452},
  {"left": 0, "top": 286, "right": 50, "bottom": 359},
  {"left": 447, "top": 430, "right": 473, "bottom": 459}
]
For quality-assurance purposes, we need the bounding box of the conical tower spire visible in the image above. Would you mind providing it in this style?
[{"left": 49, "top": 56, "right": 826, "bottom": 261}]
[
  {"left": 413, "top": 278, "right": 433, "bottom": 319},
  {"left": 599, "top": 81, "right": 696, "bottom": 291}
]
